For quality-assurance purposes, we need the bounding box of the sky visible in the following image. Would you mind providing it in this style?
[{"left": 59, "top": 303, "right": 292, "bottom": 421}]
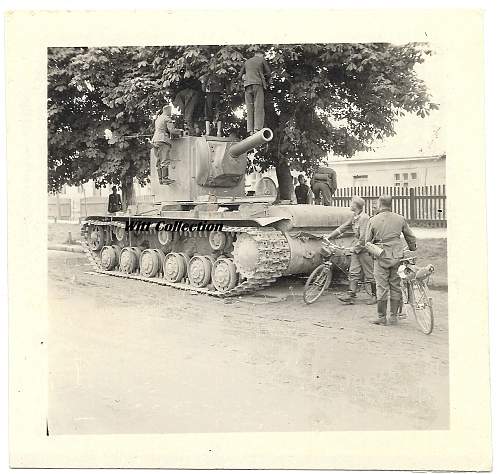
[{"left": 335, "top": 44, "right": 445, "bottom": 160}]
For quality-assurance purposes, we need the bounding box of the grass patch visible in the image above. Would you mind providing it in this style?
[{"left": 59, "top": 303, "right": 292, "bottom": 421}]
[
  {"left": 416, "top": 238, "right": 447, "bottom": 289},
  {"left": 48, "top": 223, "right": 81, "bottom": 244}
]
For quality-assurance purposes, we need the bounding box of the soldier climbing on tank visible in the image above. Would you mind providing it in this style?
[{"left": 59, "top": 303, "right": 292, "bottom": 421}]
[
  {"left": 324, "top": 196, "right": 377, "bottom": 305},
  {"left": 201, "top": 72, "right": 225, "bottom": 137},
  {"left": 310, "top": 166, "right": 337, "bottom": 206},
  {"left": 152, "top": 105, "right": 182, "bottom": 185},
  {"left": 239, "top": 48, "right": 271, "bottom": 135}
]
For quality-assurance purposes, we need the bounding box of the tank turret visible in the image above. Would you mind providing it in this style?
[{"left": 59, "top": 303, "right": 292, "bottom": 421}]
[{"left": 150, "top": 128, "right": 274, "bottom": 203}]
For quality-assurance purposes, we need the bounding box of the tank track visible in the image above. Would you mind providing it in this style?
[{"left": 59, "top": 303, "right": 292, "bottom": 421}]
[{"left": 80, "top": 220, "right": 290, "bottom": 298}]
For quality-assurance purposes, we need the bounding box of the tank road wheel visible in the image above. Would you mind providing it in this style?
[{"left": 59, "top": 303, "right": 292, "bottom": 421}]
[
  {"left": 114, "top": 225, "right": 126, "bottom": 242},
  {"left": 208, "top": 231, "right": 227, "bottom": 251},
  {"left": 211, "top": 257, "right": 238, "bottom": 292},
  {"left": 119, "top": 247, "right": 141, "bottom": 274},
  {"left": 87, "top": 225, "right": 105, "bottom": 252},
  {"left": 163, "top": 252, "right": 188, "bottom": 282},
  {"left": 158, "top": 229, "right": 173, "bottom": 246},
  {"left": 100, "top": 245, "right": 121, "bottom": 270},
  {"left": 140, "top": 249, "right": 166, "bottom": 278},
  {"left": 188, "top": 255, "right": 215, "bottom": 288}
]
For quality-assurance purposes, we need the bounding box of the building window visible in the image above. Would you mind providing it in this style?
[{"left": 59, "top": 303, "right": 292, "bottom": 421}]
[{"left": 395, "top": 171, "right": 417, "bottom": 187}]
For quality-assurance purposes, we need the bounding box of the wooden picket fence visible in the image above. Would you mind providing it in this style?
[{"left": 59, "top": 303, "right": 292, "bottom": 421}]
[{"left": 332, "top": 185, "right": 447, "bottom": 227}]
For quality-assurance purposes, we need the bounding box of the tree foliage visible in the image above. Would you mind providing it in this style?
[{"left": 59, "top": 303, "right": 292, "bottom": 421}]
[{"left": 48, "top": 43, "right": 438, "bottom": 200}]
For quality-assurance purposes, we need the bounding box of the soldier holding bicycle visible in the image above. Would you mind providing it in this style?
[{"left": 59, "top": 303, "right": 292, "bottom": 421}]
[
  {"left": 365, "top": 195, "right": 417, "bottom": 326},
  {"left": 324, "top": 196, "right": 377, "bottom": 305}
]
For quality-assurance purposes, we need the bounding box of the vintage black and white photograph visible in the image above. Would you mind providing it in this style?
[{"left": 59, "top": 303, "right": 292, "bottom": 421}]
[
  {"left": 46, "top": 41, "right": 449, "bottom": 434},
  {"left": 6, "top": 7, "right": 494, "bottom": 469}
]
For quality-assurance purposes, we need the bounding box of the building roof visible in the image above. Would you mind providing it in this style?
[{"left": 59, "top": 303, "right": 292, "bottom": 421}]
[{"left": 330, "top": 154, "right": 446, "bottom": 166}]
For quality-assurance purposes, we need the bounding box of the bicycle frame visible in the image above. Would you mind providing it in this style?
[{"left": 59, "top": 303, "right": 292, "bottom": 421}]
[{"left": 398, "top": 256, "right": 435, "bottom": 334}]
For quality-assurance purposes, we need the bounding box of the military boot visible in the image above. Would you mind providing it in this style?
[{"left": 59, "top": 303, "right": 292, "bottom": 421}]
[
  {"left": 365, "top": 282, "right": 377, "bottom": 305},
  {"left": 371, "top": 300, "right": 387, "bottom": 325},
  {"left": 338, "top": 281, "right": 357, "bottom": 304},
  {"left": 388, "top": 299, "right": 400, "bottom": 325}
]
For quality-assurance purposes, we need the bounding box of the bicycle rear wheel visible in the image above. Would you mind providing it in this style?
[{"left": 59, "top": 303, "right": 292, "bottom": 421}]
[
  {"left": 407, "top": 281, "right": 434, "bottom": 334},
  {"left": 303, "top": 264, "right": 332, "bottom": 305},
  {"left": 398, "top": 280, "right": 410, "bottom": 319}
]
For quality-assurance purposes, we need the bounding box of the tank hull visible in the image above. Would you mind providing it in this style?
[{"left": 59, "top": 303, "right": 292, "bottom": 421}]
[{"left": 81, "top": 203, "right": 354, "bottom": 296}]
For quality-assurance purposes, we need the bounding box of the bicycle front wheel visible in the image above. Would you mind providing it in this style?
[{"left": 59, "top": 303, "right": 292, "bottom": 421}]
[
  {"left": 408, "top": 281, "right": 434, "bottom": 334},
  {"left": 303, "top": 264, "right": 332, "bottom": 305}
]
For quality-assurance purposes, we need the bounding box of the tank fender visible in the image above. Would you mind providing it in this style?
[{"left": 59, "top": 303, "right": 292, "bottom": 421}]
[{"left": 266, "top": 204, "right": 354, "bottom": 231}]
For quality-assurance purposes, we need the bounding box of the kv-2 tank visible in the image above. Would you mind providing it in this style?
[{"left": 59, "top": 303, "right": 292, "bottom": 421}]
[{"left": 81, "top": 129, "right": 354, "bottom": 296}]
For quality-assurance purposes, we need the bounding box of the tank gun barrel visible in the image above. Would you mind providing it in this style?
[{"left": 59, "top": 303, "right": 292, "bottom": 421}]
[{"left": 228, "top": 128, "right": 273, "bottom": 158}]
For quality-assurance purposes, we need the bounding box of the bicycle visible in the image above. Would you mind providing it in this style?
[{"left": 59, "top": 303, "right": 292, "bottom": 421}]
[
  {"left": 303, "top": 238, "right": 373, "bottom": 305},
  {"left": 398, "top": 250, "right": 435, "bottom": 334}
]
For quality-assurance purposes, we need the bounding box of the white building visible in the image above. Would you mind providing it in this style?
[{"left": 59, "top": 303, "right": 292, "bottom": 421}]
[
  {"left": 48, "top": 180, "right": 153, "bottom": 221},
  {"left": 330, "top": 154, "right": 446, "bottom": 189}
]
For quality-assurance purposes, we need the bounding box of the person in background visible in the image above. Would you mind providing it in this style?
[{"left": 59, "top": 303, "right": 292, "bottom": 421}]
[
  {"left": 311, "top": 166, "right": 337, "bottom": 206},
  {"left": 324, "top": 196, "right": 377, "bottom": 305},
  {"left": 365, "top": 195, "right": 417, "bottom": 325},
  {"left": 239, "top": 48, "right": 271, "bottom": 135},
  {"left": 295, "top": 174, "right": 311, "bottom": 204},
  {"left": 107, "top": 186, "right": 122, "bottom": 214}
]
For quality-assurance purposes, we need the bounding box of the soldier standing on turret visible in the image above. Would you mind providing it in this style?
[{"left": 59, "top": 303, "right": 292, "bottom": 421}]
[
  {"left": 152, "top": 105, "right": 182, "bottom": 184},
  {"left": 202, "top": 72, "right": 224, "bottom": 137},
  {"left": 173, "top": 78, "right": 203, "bottom": 135},
  {"left": 239, "top": 48, "right": 271, "bottom": 135}
]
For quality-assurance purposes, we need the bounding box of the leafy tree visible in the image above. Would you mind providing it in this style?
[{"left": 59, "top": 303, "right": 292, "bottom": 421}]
[{"left": 48, "top": 43, "right": 437, "bottom": 202}]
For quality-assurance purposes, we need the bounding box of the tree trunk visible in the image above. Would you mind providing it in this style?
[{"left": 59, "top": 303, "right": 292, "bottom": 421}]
[
  {"left": 121, "top": 178, "right": 136, "bottom": 211},
  {"left": 275, "top": 158, "right": 293, "bottom": 201},
  {"left": 264, "top": 96, "right": 293, "bottom": 200}
]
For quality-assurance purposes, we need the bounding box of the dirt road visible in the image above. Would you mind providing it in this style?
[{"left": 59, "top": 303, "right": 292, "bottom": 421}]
[{"left": 48, "top": 250, "right": 449, "bottom": 434}]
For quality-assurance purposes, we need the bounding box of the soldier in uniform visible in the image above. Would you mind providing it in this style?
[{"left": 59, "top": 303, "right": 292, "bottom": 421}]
[
  {"left": 325, "top": 196, "right": 377, "bottom": 305},
  {"left": 107, "top": 186, "right": 122, "bottom": 214},
  {"left": 152, "top": 105, "right": 182, "bottom": 184},
  {"left": 294, "top": 174, "right": 312, "bottom": 204},
  {"left": 173, "top": 79, "right": 203, "bottom": 135},
  {"left": 365, "top": 195, "right": 417, "bottom": 325},
  {"left": 202, "top": 72, "right": 224, "bottom": 136},
  {"left": 310, "top": 166, "right": 337, "bottom": 206},
  {"left": 239, "top": 49, "right": 271, "bottom": 134}
]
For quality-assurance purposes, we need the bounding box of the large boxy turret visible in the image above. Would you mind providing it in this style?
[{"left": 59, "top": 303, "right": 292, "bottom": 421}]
[{"left": 150, "top": 128, "right": 273, "bottom": 204}]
